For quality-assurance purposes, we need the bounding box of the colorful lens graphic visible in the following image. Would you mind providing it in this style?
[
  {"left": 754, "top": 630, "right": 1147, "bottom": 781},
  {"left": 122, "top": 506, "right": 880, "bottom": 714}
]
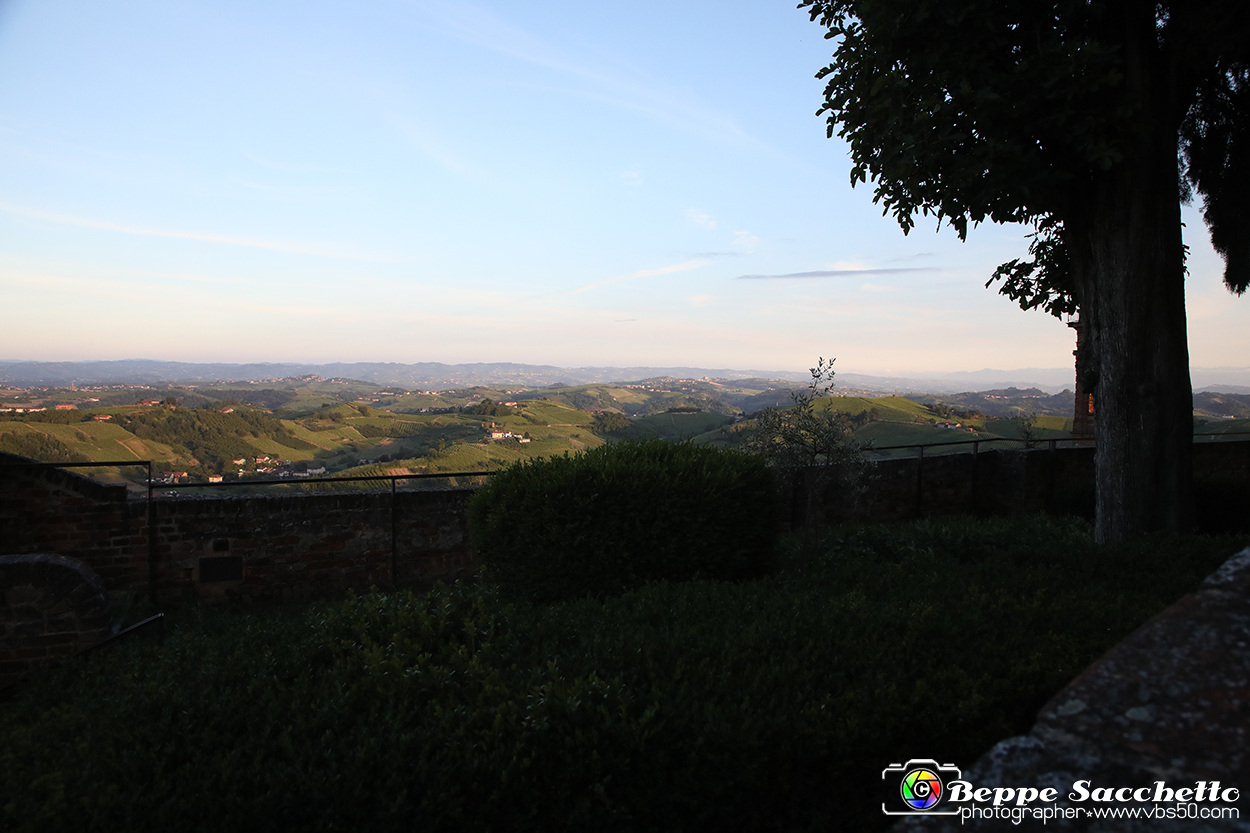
[{"left": 900, "top": 768, "right": 943, "bottom": 810}]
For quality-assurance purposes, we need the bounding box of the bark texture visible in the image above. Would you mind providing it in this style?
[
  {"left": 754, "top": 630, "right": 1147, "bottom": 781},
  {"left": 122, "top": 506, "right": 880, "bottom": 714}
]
[{"left": 1069, "top": 3, "right": 1193, "bottom": 542}]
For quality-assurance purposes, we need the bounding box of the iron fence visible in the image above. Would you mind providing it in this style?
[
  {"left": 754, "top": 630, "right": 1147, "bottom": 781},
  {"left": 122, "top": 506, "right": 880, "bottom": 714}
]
[
  {"left": 862, "top": 430, "right": 1250, "bottom": 460},
  {"left": 1, "top": 460, "right": 496, "bottom": 601},
  {"left": 6, "top": 432, "right": 1248, "bottom": 597}
]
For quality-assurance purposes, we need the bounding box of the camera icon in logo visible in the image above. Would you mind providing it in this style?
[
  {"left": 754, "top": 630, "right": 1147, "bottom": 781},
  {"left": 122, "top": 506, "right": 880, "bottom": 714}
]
[{"left": 882, "top": 759, "right": 962, "bottom": 816}]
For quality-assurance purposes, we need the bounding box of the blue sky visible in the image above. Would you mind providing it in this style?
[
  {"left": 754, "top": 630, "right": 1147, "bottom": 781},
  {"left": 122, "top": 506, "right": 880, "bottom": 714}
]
[{"left": 1, "top": 0, "right": 1245, "bottom": 376}]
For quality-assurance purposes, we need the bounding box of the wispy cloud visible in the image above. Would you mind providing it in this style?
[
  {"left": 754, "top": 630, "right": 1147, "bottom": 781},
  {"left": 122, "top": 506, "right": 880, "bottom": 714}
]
[
  {"left": 732, "top": 231, "right": 760, "bottom": 253},
  {"left": 735, "top": 267, "right": 939, "bottom": 280},
  {"left": 415, "top": 1, "right": 757, "bottom": 146},
  {"left": 0, "top": 203, "right": 390, "bottom": 261},
  {"left": 685, "top": 209, "right": 717, "bottom": 229},
  {"left": 574, "top": 259, "right": 705, "bottom": 294}
]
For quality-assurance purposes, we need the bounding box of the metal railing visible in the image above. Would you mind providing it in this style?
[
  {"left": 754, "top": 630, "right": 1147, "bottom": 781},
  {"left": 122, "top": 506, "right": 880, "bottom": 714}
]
[
  {"left": 850, "top": 430, "right": 1250, "bottom": 517},
  {"left": 160, "top": 470, "right": 496, "bottom": 593},
  {"left": 1, "top": 460, "right": 497, "bottom": 602},
  {"left": 863, "top": 430, "right": 1250, "bottom": 460},
  {"left": 6, "top": 431, "right": 1248, "bottom": 596},
  {"left": 865, "top": 436, "right": 1064, "bottom": 460}
]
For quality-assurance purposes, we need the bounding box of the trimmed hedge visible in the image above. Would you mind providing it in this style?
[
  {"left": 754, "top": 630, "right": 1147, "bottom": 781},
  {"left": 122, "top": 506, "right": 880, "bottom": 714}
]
[{"left": 466, "top": 438, "right": 781, "bottom": 602}]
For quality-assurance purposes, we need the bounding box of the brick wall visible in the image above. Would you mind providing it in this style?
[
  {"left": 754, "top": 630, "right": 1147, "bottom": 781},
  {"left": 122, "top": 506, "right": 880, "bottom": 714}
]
[
  {"left": 783, "top": 445, "right": 1097, "bottom": 527},
  {"left": 4, "top": 441, "right": 1247, "bottom": 609},
  {"left": 1, "top": 454, "right": 476, "bottom": 606},
  {"left": 0, "top": 458, "right": 144, "bottom": 597},
  {"left": 147, "top": 488, "right": 475, "bottom": 603},
  {"left": 0, "top": 552, "right": 115, "bottom": 688},
  {"left": 793, "top": 440, "right": 1249, "bottom": 529}
]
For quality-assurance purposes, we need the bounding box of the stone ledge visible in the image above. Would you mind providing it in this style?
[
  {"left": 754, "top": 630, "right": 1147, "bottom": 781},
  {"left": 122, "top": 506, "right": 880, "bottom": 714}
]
[{"left": 896, "top": 546, "right": 1250, "bottom": 831}]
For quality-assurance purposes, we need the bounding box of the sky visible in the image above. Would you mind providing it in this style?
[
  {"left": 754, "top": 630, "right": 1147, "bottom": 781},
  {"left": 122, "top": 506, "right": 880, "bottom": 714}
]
[{"left": 0, "top": 0, "right": 1246, "bottom": 378}]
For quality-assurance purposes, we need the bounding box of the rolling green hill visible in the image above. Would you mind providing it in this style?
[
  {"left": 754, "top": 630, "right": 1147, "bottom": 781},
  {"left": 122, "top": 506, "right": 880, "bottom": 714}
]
[
  {"left": 611, "top": 411, "right": 737, "bottom": 441},
  {"left": 815, "top": 395, "right": 940, "bottom": 423},
  {"left": 1195, "top": 418, "right": 1250, "bottom": 436},
  {"left": 983, "top": 416, "right": 1074, "bottom": 437},
  {"left": 4, "top": 375, "right": 1176, "bottom": 487},
  {"left": 852, "top": 421, "right": 985, "bottom": 456}
]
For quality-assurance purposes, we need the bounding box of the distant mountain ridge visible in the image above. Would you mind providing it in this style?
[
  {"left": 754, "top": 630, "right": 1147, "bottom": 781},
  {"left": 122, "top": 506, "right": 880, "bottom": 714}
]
[
  {"left": 0, "top": 360, "right": 813, "bottom": 388},
  {"left": 3, "top": 359, "right": 1249, "bottom": 394}
]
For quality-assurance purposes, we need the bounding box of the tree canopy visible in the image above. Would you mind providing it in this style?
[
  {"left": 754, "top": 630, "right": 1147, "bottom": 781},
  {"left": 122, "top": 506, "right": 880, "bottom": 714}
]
[{"left": 802, "top": 0, "right": 1249, "bottom": 540}]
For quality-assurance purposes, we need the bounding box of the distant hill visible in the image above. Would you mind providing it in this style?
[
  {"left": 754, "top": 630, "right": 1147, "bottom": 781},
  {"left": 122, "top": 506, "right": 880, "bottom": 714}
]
[
  {"left": 7, "top": 367, "right": 1247, "bottom": 487},
  {"left": 904, "top": 388, "right": 1076, "bottom": 418},
  {"left": 0, "top": 360, "right": 811, "bottom": 388},
  {"left": 5, "top": 359, "right": 1249, "bottom": 394},
  {"left": 0, "top": 397, "right": 604, "bottom": 485},
  {"left": 1194, "top": 392, "right": 1250, "bottom": 419}
]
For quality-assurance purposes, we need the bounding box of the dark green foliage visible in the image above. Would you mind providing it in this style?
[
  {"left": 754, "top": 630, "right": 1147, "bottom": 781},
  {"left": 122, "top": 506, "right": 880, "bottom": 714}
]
[
  {"left": 1180, "top": 60, "right": 1250, "bottom": 295},
  {"left": 555, "top": 390, "right": 599, "bottom": 411},
  {"left": 589, "top": 410, "right": 631, "bottom": 434},
  {"left": 2, "top": 517, "right": 1244, "bottom": 832},
  {"left": 802, "top": 0, "right": 1250, "bottom": 541},
  {"left": 0, "top": 409, "right": 87, "bottom": 425},
  {"left": 744, "top": 358, "right": 871, "bottom": 514},
  {"left": 467, "top": 438, "right": 781, "bottom": 602},
  {"left": 111, "top": 408, "right": 316, "bottom": 470},
  {"left": 0, "top": 431, "right": 89, "bottom": 462},
  {"left": 204, "top": 388, "right": 300, "bottom": 409},
  {"left": 462, "top": 397, "right": 514, "bottom": 417},
  {"left": 986, "top": 215, "right": 1077, "bottom": 319}
]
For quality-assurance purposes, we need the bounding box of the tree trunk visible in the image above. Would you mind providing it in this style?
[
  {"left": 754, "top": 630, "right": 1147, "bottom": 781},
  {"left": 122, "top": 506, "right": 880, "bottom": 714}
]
[{"left": 1067, "top": 4, "right": 1194, "bottom": 543}]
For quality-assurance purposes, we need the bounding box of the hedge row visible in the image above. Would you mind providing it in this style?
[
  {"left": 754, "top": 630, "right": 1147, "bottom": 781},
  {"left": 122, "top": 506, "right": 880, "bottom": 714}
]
[{"left": 467, "top": 439, "right": 782, "bottom": 602}]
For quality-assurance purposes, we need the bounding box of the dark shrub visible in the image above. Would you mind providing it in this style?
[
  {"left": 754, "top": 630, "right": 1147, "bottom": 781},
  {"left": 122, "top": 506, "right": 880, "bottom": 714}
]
[{"left": 468, "top": 438, "right": 781, "bottom": 601}]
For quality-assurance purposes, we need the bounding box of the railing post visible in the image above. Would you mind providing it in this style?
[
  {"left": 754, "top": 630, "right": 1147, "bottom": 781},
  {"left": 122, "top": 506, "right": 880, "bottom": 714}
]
[
  {"left": 915, "top": 444, "right": 925, "bottom": 515},
  {"left": 390, "top": 476, "right": 398, "bottom": 587},
  {"left": 147, "top": 461, "right": 156, "bottom": 604},
  {"left": 970, "top": 440, "right": 980, "bottom": 506},
  {"left": 1046, "top": 439, "right": 1057, "bottom": 511}
]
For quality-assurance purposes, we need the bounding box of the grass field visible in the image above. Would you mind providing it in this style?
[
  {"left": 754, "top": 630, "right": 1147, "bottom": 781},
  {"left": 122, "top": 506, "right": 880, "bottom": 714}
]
[
  {"left": 852, "top": 421, "right": 986, "bottom": 455},
  {"left": 1195, "top": 418, "right": 1250, "bottom": 436},
  {"left": 983, "top": 416, "right": 1074, "bottom": 436},
  {"left": 815, "top": 394, "right": 937, "bottom": 423},
  {"left": 287, "top": 423, "right": 367, "bottom": 448},
  {"left": 1, "top": 420, "right": 178, "bottom": 463},
  {"left": 515, "top": 400, "right": 595, "bottom": 426},
  {"left": 618, "top": 411, "right": 736, "bottom": 441},
  {"left": 245, "top": 436, "right": 320, "bottom": 461}
]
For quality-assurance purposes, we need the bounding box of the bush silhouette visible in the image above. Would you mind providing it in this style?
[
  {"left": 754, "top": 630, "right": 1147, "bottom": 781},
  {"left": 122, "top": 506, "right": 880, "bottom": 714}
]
[{"left": 468, "top": 439, "right": 781, "bottom": 602}]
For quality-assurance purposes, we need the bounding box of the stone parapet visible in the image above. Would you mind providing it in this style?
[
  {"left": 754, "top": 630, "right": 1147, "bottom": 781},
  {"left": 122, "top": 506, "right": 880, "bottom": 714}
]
[{"left": 894, "top": 546, "right": 1250, "bottom": 830}]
